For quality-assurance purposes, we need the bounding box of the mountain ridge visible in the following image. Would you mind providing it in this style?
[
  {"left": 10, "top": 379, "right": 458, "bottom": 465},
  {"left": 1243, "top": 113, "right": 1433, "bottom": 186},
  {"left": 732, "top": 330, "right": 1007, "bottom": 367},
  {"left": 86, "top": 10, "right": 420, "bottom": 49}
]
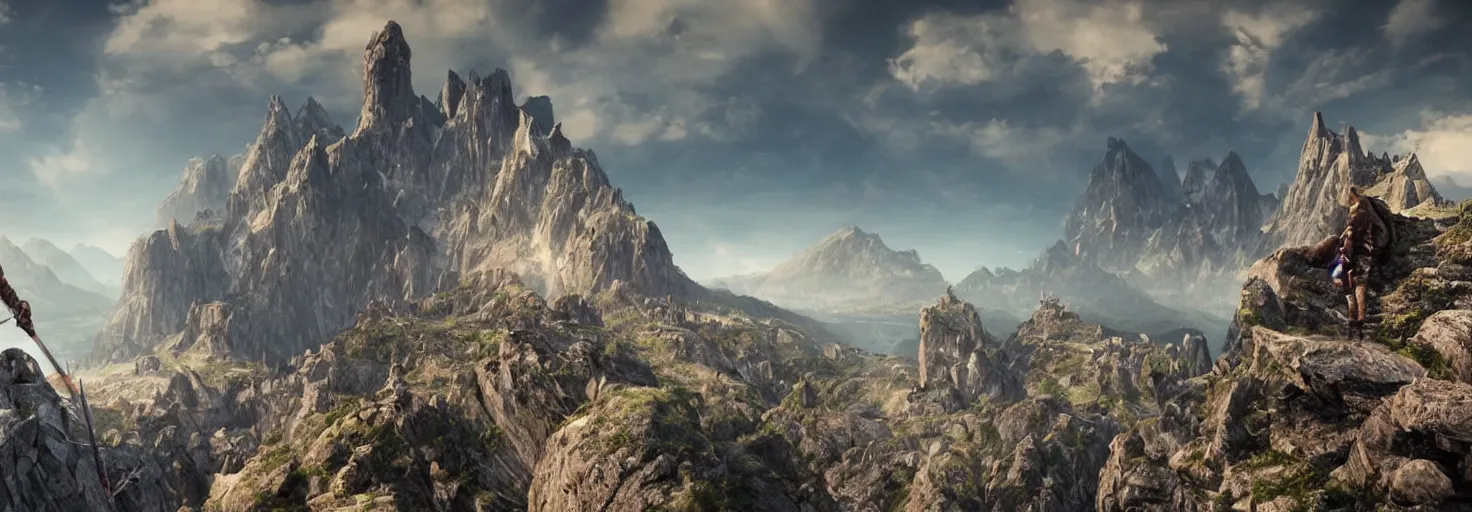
[{"left": 94, "top": 21, "right": 708, "bottom": 364}]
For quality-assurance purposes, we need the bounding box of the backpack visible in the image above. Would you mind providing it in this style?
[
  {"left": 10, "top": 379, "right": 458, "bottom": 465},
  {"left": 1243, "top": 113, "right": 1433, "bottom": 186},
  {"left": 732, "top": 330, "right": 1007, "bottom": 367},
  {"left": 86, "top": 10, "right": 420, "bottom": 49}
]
[{"left": 1363, "top": 196, "right": 1398, "bottom": 257}]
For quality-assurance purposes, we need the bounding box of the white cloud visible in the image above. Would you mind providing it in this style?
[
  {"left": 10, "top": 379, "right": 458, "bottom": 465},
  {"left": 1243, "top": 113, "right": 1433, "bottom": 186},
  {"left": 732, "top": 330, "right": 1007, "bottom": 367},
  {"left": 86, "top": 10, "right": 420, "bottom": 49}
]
[
  {"left": 0, "top": 1, "right": 10, "bottom": 24},
  {"left": 1220, "top": 3, "right": 1320, "bottom": 111},
  {"left": 1362, "top": 112, "right": 1472, "bottom": 185},
  {"left": 1383, "top": 0, "right": 1448, "bottom": 46},
  {"left": 29, "top": 139, "right": 98, "bottom": 190},
  {"left": 932, "top": 118, "right": 1069, "bottom": 169},
  {"left": 888, "top": 0, "right": 1167, "bottom": 93}
]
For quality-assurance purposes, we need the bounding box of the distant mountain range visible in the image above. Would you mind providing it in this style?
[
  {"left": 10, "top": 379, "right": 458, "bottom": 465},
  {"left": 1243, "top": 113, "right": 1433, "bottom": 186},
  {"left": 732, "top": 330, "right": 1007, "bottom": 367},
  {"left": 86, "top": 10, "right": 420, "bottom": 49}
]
[
  {"left": 709, "top": 111, "right": 1451, "bottom": 357},
  {"left": 0, "top": 237, "right": 119, "bottom": 367}
]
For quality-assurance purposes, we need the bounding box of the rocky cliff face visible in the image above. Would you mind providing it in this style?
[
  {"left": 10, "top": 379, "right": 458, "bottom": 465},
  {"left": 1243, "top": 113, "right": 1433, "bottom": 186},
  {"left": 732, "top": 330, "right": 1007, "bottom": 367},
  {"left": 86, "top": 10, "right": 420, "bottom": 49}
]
[
  {"left": 0, "top": 348, "right": 113, "bottom": 511},
  {"left": 916, "top": 288, "right": 1022, "bottom": 403},
  {"left": 1098, "top": 200, "right": 1472, "bottom": 511},
  {"left": 98, "top": 21, "right": 695, "bottom": 364},
  {"left": 156, "top": 154, "right": 244, "bottom": 228},
  {"left": 711, "top": 226, "right": 949, "bottom": 311}
]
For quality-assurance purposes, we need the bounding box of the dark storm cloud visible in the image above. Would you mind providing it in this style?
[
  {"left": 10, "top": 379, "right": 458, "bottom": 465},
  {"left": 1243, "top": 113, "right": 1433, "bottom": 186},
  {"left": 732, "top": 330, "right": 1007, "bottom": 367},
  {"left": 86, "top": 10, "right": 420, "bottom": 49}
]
[{"left": 1, "top": 0, "right": 1469, "bottom": 279}]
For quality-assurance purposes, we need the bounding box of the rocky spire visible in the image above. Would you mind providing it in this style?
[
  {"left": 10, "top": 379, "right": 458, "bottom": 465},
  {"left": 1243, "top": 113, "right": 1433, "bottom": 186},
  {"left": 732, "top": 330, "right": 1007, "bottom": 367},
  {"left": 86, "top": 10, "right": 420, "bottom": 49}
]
[
  {"left": 1260, "top": 111, "right": 1358, "bottom": 253},
  {"left": 548, "top": 122, "right": 572, "bottom": 156},
  {"left": 228, "top": 95, "right": 299, "bottom": 221},
  {"left": 440, "top": 70, "right": 467, "bottom": 119},
  {"left": 1064, "top": 137, "right": 1173, "bottom": 272},
  {"left": 1309, "top": 111, "right": 1329, "bottom": 139},
  {"left": 355, "top": 21, "right": 419, "bottom": 136}
]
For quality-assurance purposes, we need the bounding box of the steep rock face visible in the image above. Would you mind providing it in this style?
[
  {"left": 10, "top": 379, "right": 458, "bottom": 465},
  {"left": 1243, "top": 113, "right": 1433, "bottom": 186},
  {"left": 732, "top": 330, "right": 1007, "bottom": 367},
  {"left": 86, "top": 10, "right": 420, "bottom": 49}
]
[
  {"left": 101, "top": 21, "right": 696, "bottom": 363},
  {"left": 0, "top": 349, "right": 113, "bottom": 510},
  {"left": 916, "top": 289, "right": 1020, "bottom": 403},
  {"left": 421, "top": 69, "right": 520, "bottom": 214},
  {"left": 1064, "top": 137, "right": 1174, "bottom": 272},
  {"left": 20, "top": 238, "right": 114, "bottom": 297},
  {"left": 711, "top": 226, "right": 949, "bottom": 311},
  {"left": 1099, "top": 202, "right": 1472, "bottom": 511},
  {"left": 96, "top": 223, "right": 229, "bottom": 361},
  {"left": 156, "top": 154, "right": 243, "bottom": 228}
]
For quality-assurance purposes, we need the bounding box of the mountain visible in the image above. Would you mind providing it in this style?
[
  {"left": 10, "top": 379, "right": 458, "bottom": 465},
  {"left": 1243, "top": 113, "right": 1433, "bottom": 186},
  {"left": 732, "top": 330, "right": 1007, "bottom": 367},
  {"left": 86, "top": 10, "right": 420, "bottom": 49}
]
[
  {"left": 95, "top": 21, "right": 701, "bottom": 364},
  {"left": 1260, "top": 111, "right": 1450, "bottom": 253},
  {"left": 1060, "top": 138, "right": 1274, "bottom": 329},
  {"left": 1064, "top": 138, "right": 1175, "bottom": 272},
  {"left": 67, "top": 244, "right": 124, "bottom": 286},
  {"left": 707, "top": 226, "right": 955, "bottom": 354},
  {"left": 20, "top": 238, "right": 116, "bottom": 297},
  {"left": 155, "top": 154, "right": 244, "bottom": 228},
  {"left": 711, "top": 226, "right": 948, "bottom": 310}
]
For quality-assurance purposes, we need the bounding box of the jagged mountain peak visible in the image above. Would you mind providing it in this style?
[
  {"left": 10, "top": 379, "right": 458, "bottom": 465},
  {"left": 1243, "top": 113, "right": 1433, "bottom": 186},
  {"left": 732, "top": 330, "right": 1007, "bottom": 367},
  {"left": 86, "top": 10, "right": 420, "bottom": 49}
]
[
  {"left": 1309, "top": 111, "right": 1329, "bottom": 138},
  {"left": 1396, "top": 153, "right": 1427, "bottom": 179},
  {"left": 356, "top": 20, "right": 418, "bottom": 136},
  {"left": 440, "top": 69, "right": 467, "bottom": 119}
]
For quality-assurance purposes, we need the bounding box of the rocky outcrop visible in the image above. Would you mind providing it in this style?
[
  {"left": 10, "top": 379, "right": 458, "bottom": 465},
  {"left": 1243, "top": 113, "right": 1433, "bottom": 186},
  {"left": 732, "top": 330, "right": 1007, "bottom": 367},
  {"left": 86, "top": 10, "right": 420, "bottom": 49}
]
[
  {"left": 916, "top": 289, "right": 1021, "bottom": 403},
  {"left": 156, "top": 154, "right": 243, "bottom": 229},
  {"left": 1098, "top": 200, "right": 1472, "bottom": 511},
  {"left": 0, "top": 349, "right": 113, "bottom": 510},
  {"left": 711, "top": 226, "right": 949, "bottom": 312},
  {"left": 100, "top": 20, "right": 697, "bottom": 363},
  {"left": 95, "top": 222, "right": 229, "bottom": 362}
]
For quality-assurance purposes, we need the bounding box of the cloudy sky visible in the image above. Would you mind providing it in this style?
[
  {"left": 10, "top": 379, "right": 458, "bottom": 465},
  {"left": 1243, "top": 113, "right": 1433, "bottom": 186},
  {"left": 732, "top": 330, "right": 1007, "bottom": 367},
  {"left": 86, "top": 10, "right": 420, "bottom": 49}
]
[{"left": 0, "top": 0, "right": 1470, "bottom": 282}]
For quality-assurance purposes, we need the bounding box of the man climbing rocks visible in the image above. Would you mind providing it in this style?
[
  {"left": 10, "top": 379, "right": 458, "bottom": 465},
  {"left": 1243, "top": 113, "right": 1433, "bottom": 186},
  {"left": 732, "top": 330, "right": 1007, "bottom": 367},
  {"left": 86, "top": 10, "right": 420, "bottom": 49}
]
[{"left": 1340, "top": 186, "right": 1393, "bottom": 338}]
